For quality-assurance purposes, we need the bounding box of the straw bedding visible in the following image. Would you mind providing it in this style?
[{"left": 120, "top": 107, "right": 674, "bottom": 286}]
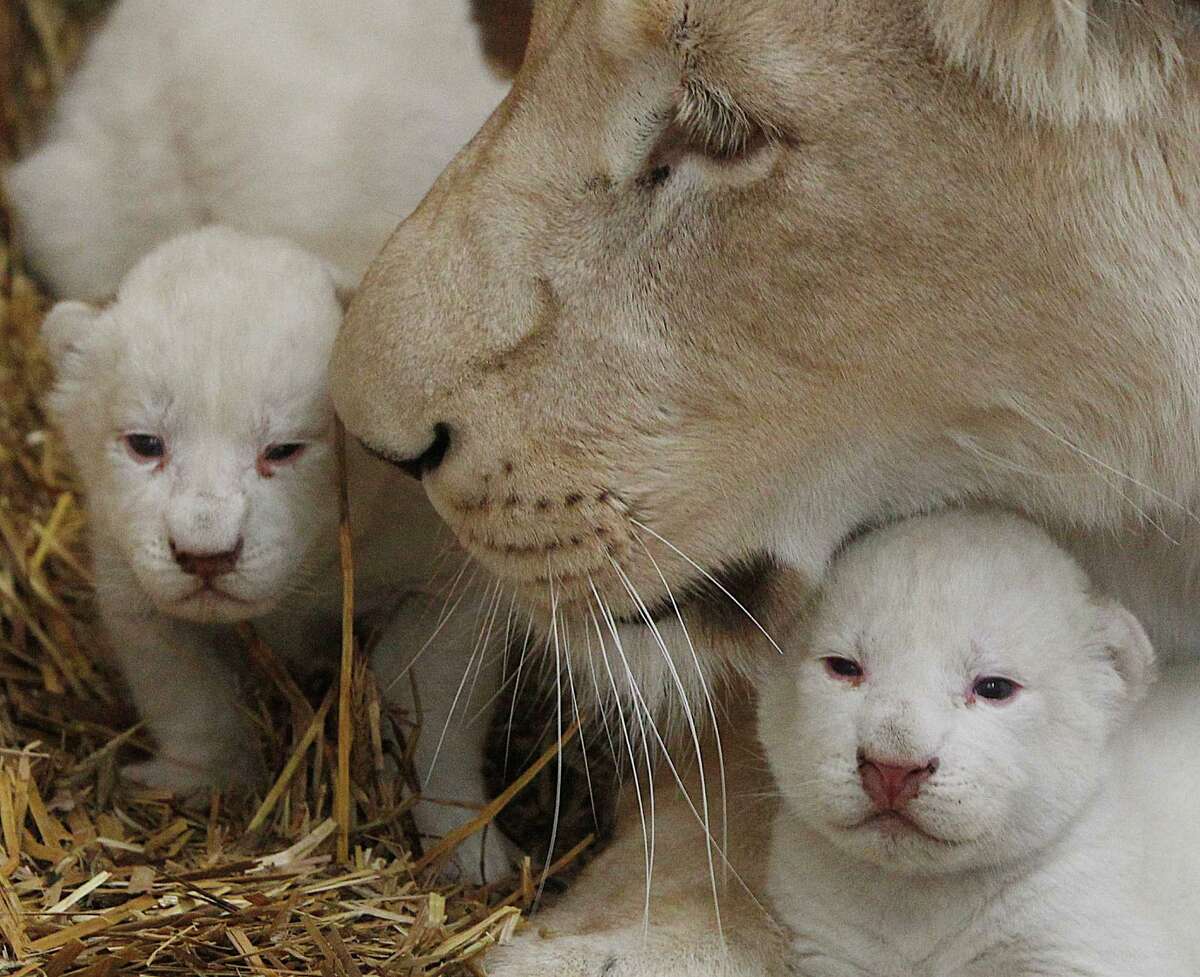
[{"left": 0, "top": 3, "right": 609, "bottom": 973}]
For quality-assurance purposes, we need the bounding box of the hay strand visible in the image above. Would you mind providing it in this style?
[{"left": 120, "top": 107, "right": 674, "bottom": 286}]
[
  {"left": 416, "top": 720, "right": 580, "bottom": 873},
  {"left": 335, "top": 418, "right": 355, "bottom": 866}
]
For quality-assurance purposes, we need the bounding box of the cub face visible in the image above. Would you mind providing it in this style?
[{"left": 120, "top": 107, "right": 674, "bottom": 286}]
[
  {"left": 760, "top": 511, "right": 1154, "bottom": 876},
  {"left": 44, "top": 227, "right": 345, "bottom": 623}
]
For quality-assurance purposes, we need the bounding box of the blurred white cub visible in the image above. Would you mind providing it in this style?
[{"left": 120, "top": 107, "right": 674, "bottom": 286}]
[
  {"left": 761, "top": 510, "right": 1200, "bottom": 977},
  {"left": 44, "top": 227, "right": 513, "bottom": 882},
  {"left": 5, "top": 0, "right": 511, "bottom": 298}
]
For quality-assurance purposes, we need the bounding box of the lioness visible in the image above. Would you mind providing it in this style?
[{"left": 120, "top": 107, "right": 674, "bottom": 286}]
[{"left": 331, "top": 0, "right": 1200, "bottom": 972}]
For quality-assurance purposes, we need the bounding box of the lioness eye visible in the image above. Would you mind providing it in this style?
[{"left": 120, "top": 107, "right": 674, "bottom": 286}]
[
  {"left": 973, "top": 676, "right": 1021, "bottom": 702},
  {"left": 262, "top": 443, "right": 305, "bottom": 464},
  {"left": 124, "top": 433, "right": 165, "bottom": 462},
  {"left": 823, "top": 657, "right": 864, "bottom": 682}
]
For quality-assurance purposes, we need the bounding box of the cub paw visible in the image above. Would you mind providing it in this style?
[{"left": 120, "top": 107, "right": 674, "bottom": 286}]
[
  {"left": 124, "top": 750, "right": 260, "bottom": 800},
  {"left": 447, "top": 826, "right": 519, "bottom": 886},
  {"left": 415, "top": 803, "right": 519, "bottom": 885},
  {"left": 123, "top": 758, "right": 219, "bottom": 798}
]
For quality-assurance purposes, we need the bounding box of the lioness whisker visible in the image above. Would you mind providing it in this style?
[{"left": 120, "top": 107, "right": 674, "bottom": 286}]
[
  {"left": 431, "top": 552, "right": 474, "bottom": 609},
  {"left": 589, "top": 589, "right": 655, "bottom": 935},
  {"left": 609, "top": 556, "right": 724, "bottom": 938},
  {"left": 957, "top": 432, "right": 1179, "bottom": 544},
  {"left": 594, "top": 579, "right": 769, "bottom": 923},
  {"left": 460, "top": 592, "right": 531, "bottom": 729},
  {"left": 464, "top": 578, "right": 507, "bottom": 711},
  {"left": 499, "top": 588, "right": 519, "bottom": 686},
  {"left": 584, "top": 619, "right": 622, "bottom": 781},
  {"left": 425, "top": 576, "right": 502, "bottom": 777},
  {"left": 635, "top": 537, "right": 731, "bottom": 887},
  {"left": 592, "top": 584, "right": 669, "bottom": 930},
  {"left": 503, "top": 609, "right": 539, "bottom": 781},
  {"left": 1012, "top": 405, "right": 1200, "bottom": 542},
  {"left": 534, "top": 573, "right": 567, "bottom": 907},
  {"left": 629, "top": 518, "right": 784, "bottom": 655},
  {"left": 428, "top": 532, "right": 466, "bottom": 584},
  {"left": 559, "top": 616, "right": 601, "bottom": 836},
  {"left": 380, "top": 559, "right": 478, "bottom": 697},
  {"left": 462, "top": 642, "right": 529, "bottom": 729}
]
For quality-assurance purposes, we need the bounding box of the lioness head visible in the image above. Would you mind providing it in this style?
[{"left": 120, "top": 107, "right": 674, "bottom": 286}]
[
  {"left": 46, "top": 227, "right": 345, "bottom": 623},
  {"left": 760, "top": 510, "right": 1152, "bottom": 875},
  {"left": 332, "top": 0, "right": 1198, "bottom": 693}
]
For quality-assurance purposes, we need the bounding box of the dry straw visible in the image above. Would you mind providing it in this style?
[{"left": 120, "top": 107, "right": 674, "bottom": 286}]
[{"left": 0, "top": 3, "right": 595, "bottom": 972}]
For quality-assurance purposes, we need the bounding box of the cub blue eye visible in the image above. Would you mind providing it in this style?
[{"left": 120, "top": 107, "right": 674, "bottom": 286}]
[
  {"left": 974, "top": 676, "right": 1020, "bottom": 701},
  {"left": 124, "top": 434, "right": 164, "bottom": 460}
]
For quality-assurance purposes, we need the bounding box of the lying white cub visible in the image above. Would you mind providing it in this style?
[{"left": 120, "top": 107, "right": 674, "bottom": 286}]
[
  {"left": 761, "top": 510, "right": 1200, "bottom": 977},
  {"left": 5, "top": 0, "right": 510, "bottom": 298},
  {"left": 44, "top": 226, "right": 512, "bottom": 881}
]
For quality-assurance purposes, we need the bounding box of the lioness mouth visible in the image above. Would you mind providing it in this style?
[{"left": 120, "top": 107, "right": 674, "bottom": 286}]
[{"left": 613, "top": 552, "right": 777, "bottom": 631}]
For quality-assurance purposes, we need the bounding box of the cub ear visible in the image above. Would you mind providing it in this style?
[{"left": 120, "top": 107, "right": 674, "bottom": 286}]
[
  {"left": 924, "top": 0, "right": 1187, "bottom": 124},
  {"left": 1095, "top": 598, "right": 1155, "bottom": 707},
  {"left": 41, "top": 300, "right": 100, "bottom": 371}
]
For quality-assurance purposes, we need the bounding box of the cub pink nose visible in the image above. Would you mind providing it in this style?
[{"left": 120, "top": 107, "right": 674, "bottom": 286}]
[
  {"left": 171, "top": 539, "right": 243, "bottom": 579},
  {"left": 858, "top": 755, "right": 940, "bottom": 811}
]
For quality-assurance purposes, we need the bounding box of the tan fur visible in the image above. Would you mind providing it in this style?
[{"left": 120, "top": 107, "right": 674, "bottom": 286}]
[
  {"left": 332, "top": 1, "right": 1200, "bottom": 972},
  {"left": 335, "top": 0, "right": 1200, "bottom": 639},
  {"left": 926, "top": 0, "right": 1192, "bottom": 123}
]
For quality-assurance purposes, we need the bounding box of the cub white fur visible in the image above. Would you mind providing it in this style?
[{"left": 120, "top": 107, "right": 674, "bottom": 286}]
[
  {"left": 761, "top": 511, "right": 1199, "bottom": 976},
  {"left": 5, "top": 0, "right": 511, "bottom": 298},
  {"left": 44, "top": 227, "right": 512, "bottom": 881}
]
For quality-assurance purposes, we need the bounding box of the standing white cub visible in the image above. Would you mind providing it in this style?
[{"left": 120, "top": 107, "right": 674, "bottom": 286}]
[
  {"left": 4, "top": 0, "right": 511, "bottom": 298},
  {"left": 43, "top": 226, "right": 513, "bottom": 881},
  {"left": 760, "top": 510, "right": 1200, "bottom": 977}
]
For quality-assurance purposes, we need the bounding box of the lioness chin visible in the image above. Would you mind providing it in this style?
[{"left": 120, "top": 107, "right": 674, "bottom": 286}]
[{"left": 332, "top": 0, "right": 1200, "bottom": 972}]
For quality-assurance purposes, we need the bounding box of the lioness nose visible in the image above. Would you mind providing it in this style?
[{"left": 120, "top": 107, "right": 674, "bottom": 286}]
[
  {"left": 858, "top": 754, "right": 940, "bottom": 810},
  {"left": 382, "top": 423, "right": 453, "bottom": 480},
  {"left": 171, "top": 538, "right": 243, "bottom": 579}
]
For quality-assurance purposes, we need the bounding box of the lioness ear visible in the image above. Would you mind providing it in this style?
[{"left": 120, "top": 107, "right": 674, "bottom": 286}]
[
  {"left": 1095, "top": 598, "right": 1155, "bottom": 707},
  {"left": 41, "top": 300, "right": 100, "bottom": 372},
  {"left": 924, "top": 0, "right": 1187, "bottom": 124}
]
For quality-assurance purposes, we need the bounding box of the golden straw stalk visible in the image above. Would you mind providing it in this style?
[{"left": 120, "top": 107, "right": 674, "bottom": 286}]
[{"left": 334, "top": 418, "right": 355, "bottom": 864}]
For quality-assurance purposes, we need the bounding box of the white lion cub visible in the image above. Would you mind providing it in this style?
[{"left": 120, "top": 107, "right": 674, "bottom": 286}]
[
  {"left": 4, "top": 0, "right": 511, "bottom": 299},
  {"left": 44, "top": 226, "right": 512, "bottom": 880},
  {"left": 760, "top": 510, "right": 1199, "bottom": 977}
]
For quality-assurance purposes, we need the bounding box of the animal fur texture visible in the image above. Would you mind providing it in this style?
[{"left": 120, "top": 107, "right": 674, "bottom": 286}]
[
  {"left": 761, "top": 510, "right": 1198, "bottom": 976},
  {"left": 4, "top": 0, "right": 511, "bottom": 298},
  {"left": 332, "top": 0, "right": 1200, "bottom": 718},
  {"left": 327, "top": 0, "right": 1200, "bottom": 973},
  {"left": 44, "top": 227, "right": 514, "bottom": 882}
]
